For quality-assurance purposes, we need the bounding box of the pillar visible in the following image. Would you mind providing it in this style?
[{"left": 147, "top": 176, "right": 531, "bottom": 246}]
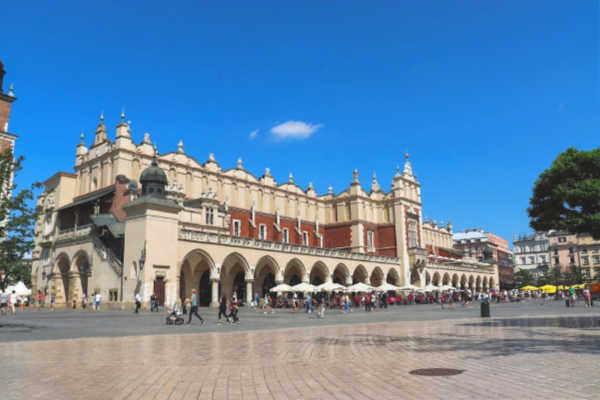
[
  {"left": 210, "top": 279, "right": 219, "bottom": 307},
  {"left": 245, "top": 280, "right": 253, "bottom": 305}
]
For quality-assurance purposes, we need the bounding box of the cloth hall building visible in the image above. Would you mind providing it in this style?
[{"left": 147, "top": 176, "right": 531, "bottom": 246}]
[{"left": 31, "top": 114, "right": 499, "bottom": 308}]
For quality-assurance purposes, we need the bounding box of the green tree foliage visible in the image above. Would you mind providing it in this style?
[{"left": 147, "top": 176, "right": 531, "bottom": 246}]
[
  {"left": 528, "top": 148, "right": 600, "bottom": 239},
  {"left": 0, "top": 148, "right": 41, "bottom": 291},
  {"left": 513, "top": 269, "right": 535, "bottom": 288},
  {"left": 565, "top": 264, "right": 584, "bottom": 285},
  {"left": 536, "top": 264, "right": 550, "bottom": 286}
]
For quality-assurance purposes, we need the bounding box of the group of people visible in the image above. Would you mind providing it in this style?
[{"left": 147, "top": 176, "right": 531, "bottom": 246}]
[
  {"left": 166, "top": 289, "right": 241, "bottom": 325},
  {"left": 69, "top": 293, "right": 103, "bottom": 311},
  {"left": 0, "top": 290, "right": 21, "bottom": 315}
]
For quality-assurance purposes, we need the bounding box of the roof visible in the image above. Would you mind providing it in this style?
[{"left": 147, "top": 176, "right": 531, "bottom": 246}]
[
  {"left": 91, "top": 213, "right": 124, "bottom": 237},
  {"left": 56, "top": 186, "right": 115, "bottom": 211}
]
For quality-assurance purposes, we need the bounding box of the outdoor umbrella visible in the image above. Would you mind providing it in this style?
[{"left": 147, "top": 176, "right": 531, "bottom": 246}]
[
  {"left": 423, "top": 284, "right": 439, "bottom": 292},
  {"left": 291, "top": 282, "right": 317, "bottom": 293},
  {"left": 398, "top": 284, "right": 419, "bottom": 291},
  {"left": 520, "top": 285, "right": 538, "bottom": 291},
  {"left": 5, "top": 281, "right": 31, "bottom": 296},
  {"left": 539, "top": 284, "right": 557, "bottom": 294},
  {"left": 269, "top": 283, "right": 293, "bottom": 293},
  {"left": 345, "top": 282, "right": 374, "bottom": 293},
  {"left": 315, "top": 281, "right": 346, "bottom": 292},
  {"left": 376, "top": 282, "right": 400, "bottom": 292}
]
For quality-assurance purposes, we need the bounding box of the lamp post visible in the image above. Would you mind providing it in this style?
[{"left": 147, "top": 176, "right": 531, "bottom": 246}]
[{"left": 138, "top": 242, "right": 146, "bottom": 305}]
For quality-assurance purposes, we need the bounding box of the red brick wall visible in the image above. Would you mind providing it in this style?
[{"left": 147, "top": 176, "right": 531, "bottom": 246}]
[
  {"left": 109, "top": 178, "right": 131, "bottom": 222},
  {"left": 376, "top": 225, "right": 396, "bottom": 257},
  {"left": 0, "top": 138, "right": 13, "bottom": 153},
  {"left": 0, "top": 101, "right": 11, "bottom": 132},
  {"left": 230, "top": 209, "right": 252, "bottom": 237},
  {"left": 324, "top": 224, "right": 351, "bottom": 250}
]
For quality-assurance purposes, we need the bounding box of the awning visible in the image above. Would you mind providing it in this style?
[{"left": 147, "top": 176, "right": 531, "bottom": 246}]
[{"left": 56, "top": 186, "right": 115, "bottom": 211}]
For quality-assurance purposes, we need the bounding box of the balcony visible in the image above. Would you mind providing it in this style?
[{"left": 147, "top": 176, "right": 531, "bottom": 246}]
[
  {"left": 179, "top": 229, "right": 399, "bottom": 265},
  {"left": 55, "top": 224, "right": 93, "bottom": 244}
]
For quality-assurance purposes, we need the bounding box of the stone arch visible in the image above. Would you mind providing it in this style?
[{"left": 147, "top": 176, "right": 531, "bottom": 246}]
[
  {"left": 476, "top": 276, "right": 482, "bottom": 291},
  {"left": 489, "top": 277, "right": 495, "bottom": 289},
  {"left": 72, "top": 250, "right": 91, "bottom": 297},
  {"left": 451, "top": 273, "right": 459, "bottom": 288},
  {"left": 54, "top": 253, "right": 71, "bottom": 305},
  {"left": 425, "top": 271, "right": 431, "bottom": 285},
  {"left": 460, "top": 274, "right": 467, "bottom": 290},
  {"left": 309, "top": 261, "right": 329, "bottom": 286},
  {"left": 468, "top": 275, "right": 474, "bottom": 289},
  {"left": 386, "top": 268, "right": 400, "bottom": 285},
  {"left": 442, "top": 272, "right": 451, "bottom": 286},
  {"left": 410, "top": 269, "right": 421, "bottom": 286},
  {"left": 254, "top": 255, "right": 279, "bottom": 297},
  {"left": 180, "top": 249, "right": 216, "bottom": 306},
  {"left": 432, "top": 272, "right": 441, "bottom": 286},
  {"left": 333, "top": 263, "right": 351, "bottom": 285},
  {"left": 370, "top": 267, "right": 384, "bottom": 287},
  {"left": 284, "top": 258, "right": 307, "bottom": 286},
  {"left": 352, "top": 264, "right": 368, "bottom": 284},
  {"left": 482, "top": 276, "right": 488, "bottom": 290},
  {"left": 221, "top": 252, "right": 250, "bottom": 301}
]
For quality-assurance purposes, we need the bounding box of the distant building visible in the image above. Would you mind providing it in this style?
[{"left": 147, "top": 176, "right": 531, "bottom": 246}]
[
  {"left": 548, "top": 232, "right": 600, "bottom": 281},
  {"left": 512, "top": 232, "right": 550, "bottom": 277},
  {"left": 0, "top": 61, "right": 17, "bottom": 153},
  {"left": 453, "top": 229, "right": 514, "bottom": 288}
]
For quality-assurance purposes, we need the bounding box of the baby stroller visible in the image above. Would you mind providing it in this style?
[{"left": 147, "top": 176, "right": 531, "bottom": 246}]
[{"left": 165, "top": 304, "right": 185, "bottom": 325}]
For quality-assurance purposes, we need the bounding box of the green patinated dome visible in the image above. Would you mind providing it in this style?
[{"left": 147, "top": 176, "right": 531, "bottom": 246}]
[{"left": 140, "top": 156, "right": 168, "bottom": 185}]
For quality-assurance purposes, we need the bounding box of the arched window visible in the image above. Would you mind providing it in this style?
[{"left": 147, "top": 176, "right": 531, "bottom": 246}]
[{"left": 408, "top": 220, "right": 418, "bottom": 248}]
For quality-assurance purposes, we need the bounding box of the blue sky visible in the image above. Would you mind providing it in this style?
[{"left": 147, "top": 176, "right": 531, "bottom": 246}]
[{"left": 2, "top": 1, "right": 598, "bottom": 247}]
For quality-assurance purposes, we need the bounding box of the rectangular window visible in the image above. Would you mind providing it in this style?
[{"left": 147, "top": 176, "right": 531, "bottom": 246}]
[
  {"left": 593, "top": 255, "right": 600, "bottom": 264},
  {"left": 570, "top": 256, "right": 575, "bottom": 264},
  {"left": 408, "top": 220, "right": 418, "bottom": 248},
  {"left": 520, "top": 257, "right": 526, "bottom": 265},
  {"left": 302, "top": 231, "right": 309, "bottom": 246},
  {"left": 581, "top": 248, "right": 588, "bottom": 254},
  {"left": 233, "top": 220, "right": 241, "bottom": 237},
  {"left": 528, "top": 256, "right": 535, "bottom": 264},
  {"left": 594, "top": 247, "right": 599, "bottom": 253},
  {"left": 539, "top": 255, "right": 546, "bottom": 263},
  {"left": 569, "top": 247, "right": 574, "bottom": 254},
  {"left": 585, "top": 268, "right": 591, "bottom": 278},
  {"left": 282, "top": 228, "right": 289, "bottom": 243},
  {"left": 259, "top": 224, "right": 267, "bottom": 240},
  {"left": 554, "top": 257, "right": 559, "bottom": 265},
  {"left": 554, "top": 249, "right": 558, "bottom": 255},
  {"left": 205, "top": 207, "right": 214, "bottom": 225},
  {"left": 582, "top": 256, "right": 589, "bottom": 265},
  {"left": 367, "top": 231, "right": 375, "bottom": 251}
]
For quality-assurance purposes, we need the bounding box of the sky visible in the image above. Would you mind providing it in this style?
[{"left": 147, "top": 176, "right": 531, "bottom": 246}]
[{"left": 2, "top": 1, "right": 598, "bottom": 247}]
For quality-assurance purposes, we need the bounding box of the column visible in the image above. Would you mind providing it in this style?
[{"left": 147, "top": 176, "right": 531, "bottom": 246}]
[
  {"left": 245, "top": 280, "right": 253, "bottom": 305},
  {"left": 210, "top": 279, "right": 219, "bottom": 307}
]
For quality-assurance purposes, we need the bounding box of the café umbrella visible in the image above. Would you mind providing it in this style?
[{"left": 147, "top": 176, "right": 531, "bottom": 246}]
[
  {"left": 345, "top": 282, "right": 374, "bottom": 293},
  {"left": 269, "top": 283, "right": 293, "bottom": 293},
  {"left": 291, "top": 282, "right": 317, "bottom": 293}
]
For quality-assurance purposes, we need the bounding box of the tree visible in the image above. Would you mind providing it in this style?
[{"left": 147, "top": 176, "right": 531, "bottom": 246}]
[
  {"left": 513, "top": 269, "right": 535, "bottom": 288},
  {"left": 536, "top": 264, "right": 550, "bottom": 286},
  {"left": 528, "top": 147, "right": 600, "bottom": 239},
  {"left": 549, "top": 265, "right": 564, "bottom": 287},
  {"left": 0, "top": 148, "right": 41, "bottom": 291},
  {"left": 565, "top": 264, "right": 584, "bottom": 285}
]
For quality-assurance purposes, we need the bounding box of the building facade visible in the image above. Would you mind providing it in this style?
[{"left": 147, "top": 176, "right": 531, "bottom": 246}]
[
  {"left": 453, "top": 229, "right": 513, "bottom": 288},
  {"left": 0, "top": 61, "right": 17, "bottom": 162},
  {"left": 31, "top": 114, "right": 498, "bottom": 308},
  {"left": 548, "top": 232, "right": 600, "bottom": 281},
  {"left": 512, "top": 232, "right": 550, "bottom": 277}
]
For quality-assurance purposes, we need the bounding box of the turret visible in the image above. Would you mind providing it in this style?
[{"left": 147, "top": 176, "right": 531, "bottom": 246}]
[{"left": 139, "top": 151, "right": 168, "bottom": 198}]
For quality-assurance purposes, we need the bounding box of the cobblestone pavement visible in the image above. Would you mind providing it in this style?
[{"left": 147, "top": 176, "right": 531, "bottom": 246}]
[{"left": 1, "top": 302, "right": 599, "bottom": 399}]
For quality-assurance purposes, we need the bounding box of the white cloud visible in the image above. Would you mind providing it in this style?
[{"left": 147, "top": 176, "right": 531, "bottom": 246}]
[
  {"left": 270, "top": 120, "right": 323, "bottom": 140},
  {"left": 249, "top": 129, "right": 259, "bottom": 140}
]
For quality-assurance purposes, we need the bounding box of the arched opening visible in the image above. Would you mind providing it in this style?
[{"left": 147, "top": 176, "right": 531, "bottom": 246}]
[
  {"left": 451, "top": 274, "right": 459, "bottom": 288},
  {"left": 180, "top": 250, "right": 214, "bottom": 306},
  {"left": 73, "top": 251, "right": 90, "bottom": 297},
  {"left": 442, "top": 273, "right": 450, "bottom": 286},
  {"left": 482, "top": 277, "right": 488, "bottom": 290},
  {"left": 370, "top": 267, "right": 384, "bottom": 286},
  {"left": 386, "top": 268, "right": 399, "bottom": 285},
  {"left": 460, "top": 275, "right": 467, "bottom": 290},
  {"left": 410, "top": 269, "right": 421, "bottom": 286},
  {"left": 56, "top": 254, "right": 70, "bottom": 305},
  {"left": 432, "top": 272, "right": 441, "bottom": 286},
  {"left": 352, "top": 265, "right": 368, "bottom": 284},
  {"left": 468, "top": 275, "right": 474, "bottom": 289},
  {"left": 221, "top": 253, "right": 248, "bottom": 301},
  {"left": 476, "top": 276, "right": 482, "bottom": 291},
  {"left": 425, "top": 271, "right": 431, "bottom": 285},
  {"left": 254, "top": 256, "right": 278, "bottom": 297},
  {"left": 333, "top": 263, "right": 350, "bottom": 285},
  {"left": 309, "top": 262, "right": 328, "bottom": 286},
  {"left": 284, "top": 258, "right": 306, "bottom": 286},
  {"left": 489, "top": 277, "right": 495, "bottom": 289}
]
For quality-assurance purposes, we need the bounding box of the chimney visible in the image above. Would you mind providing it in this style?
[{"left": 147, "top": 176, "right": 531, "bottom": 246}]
[{"left": 0, "top": 61, "right": 5, "bottom": 93}]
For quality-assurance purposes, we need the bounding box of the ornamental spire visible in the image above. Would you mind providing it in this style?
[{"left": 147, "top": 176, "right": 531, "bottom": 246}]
[{"left": 403, "top": 152, "right": 413, "bottom": 176}]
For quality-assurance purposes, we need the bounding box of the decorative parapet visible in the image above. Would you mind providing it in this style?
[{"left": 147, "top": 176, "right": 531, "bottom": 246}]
[
  {"left": 55, "top": 225, "right": 93, "bottom": 244},
  {"left": 179, "top": 229, "right": 400, "bottom": 265},
  {"left": 425, "top": 254, "right": 496, "bottom": 273}
]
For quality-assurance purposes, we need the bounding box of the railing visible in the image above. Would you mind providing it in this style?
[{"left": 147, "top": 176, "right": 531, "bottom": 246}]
[
  {"left": 55, "top": 224, "right": 93, "bottom": 243},
  {"left": 92, "top": 234, "right": 123, "bottom": 277},
  {"left": 179, "top": 229, "right": 400, "bottom": 264}
]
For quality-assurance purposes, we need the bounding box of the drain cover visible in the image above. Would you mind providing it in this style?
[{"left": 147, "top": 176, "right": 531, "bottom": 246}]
[{"left": 409, "top": 368, "right": 464, "bottom": 376}]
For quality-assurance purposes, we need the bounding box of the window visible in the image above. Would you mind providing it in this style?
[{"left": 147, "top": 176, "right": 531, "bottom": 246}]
[
  {"left": 109, "top": 289, "right": 118, "bottom": 302},
  {"left": 233, "top": 220, "right": 241, "bottom": 237},
  {"left": 43, "top": 212, "right": 52, "bottom": 236},
  {"left": 570, "top": 256, "right": 575, "bottom": 264},
  {"left": 367, "top": 231, "right": 375, "bottom": 252},
  {"left": 539, "top": 255, "right": 546, "bottom": 263},
  {"left": 584, "top": 269, "right": 591, "bottom": 278},
  {"left": 581, "top": 248, "right": 588, "bottom": 254},
  {"left": 554, "top": 257, "right": 559, "bottom": 265},
  {"left": 259, "top": 224, "right": 267, "bottom": 240},
  {"left": 553, "top": 249, "right": 558, "bottom": 255},
  {"left": 205, "top": 207, "right": 214, "bottom": 225},
  {"left": 41, "top": 248, "right": 51, "bottom": 266},
  {"left": 569, "top": 247, "right": 574, "bottom": 254},
  {"left": 593, "top": 255, "right": 600, "bottom": 265},
  {"left": 582, "top": 256, "right": 589, "bottom": 265},
  {"left": 408, "top": 220, "right": 418, "bottom": 248},
  {"left": 594, "top": 247, "right": 599, "bottom": 253},
  {"left": 282, "top": 228, "right": 289, "bottom": 243},
  {"left": 558, "top": 237, "right": 566, "bottom": 243},
  {"left": 520, "top": 257, "right": 526, "bottom": 265},
  {"left": 302, "top": 231, "right": 309, "bottom": 246}
]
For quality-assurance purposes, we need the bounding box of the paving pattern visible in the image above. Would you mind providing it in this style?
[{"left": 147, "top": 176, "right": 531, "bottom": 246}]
[{"left": 2, "top": 305, "right": 600, "bottom": 400}]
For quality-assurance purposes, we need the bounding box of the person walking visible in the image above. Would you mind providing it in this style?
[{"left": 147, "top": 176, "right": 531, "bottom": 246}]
[
  {"left": 304, "top": 293, "right": 312, "bottom": 314},
  {"left": 50, "top": 294, "right": 55, "bottom": 311},
  {"left": 9, "top": 290, "right": 17, "bottom": 315},
  {"left": 95, "top": 292, "right": 102, "bottom": 311},
  {"left": 583, "top": 288, "right": 591, "bottom": 308},
  {"left": 150, "top": 293, "right": 157, "bottom": 312},
  {"left": 228, "top": 296, "right": 240, "bottom": 323},
  {"left": 0, "top": 291, "right": 7, "bottom": 315},
  {"left": 135, "top": 292, "right": 142, "bottom": 314},
  {"left": 72, "top": 295, "right": 77, "bottom": 310},
  {"left": 218, "top": 294, "right": 230, "bottom": 323},
  {"left": 37, "top": 291, "right": 43, "bottom": 311},
  {"left": 81, "top": 293, "right": 87, "bottom": 310},
  {"left": 187, "top": 288, "right": 205, "bottom": 325}
]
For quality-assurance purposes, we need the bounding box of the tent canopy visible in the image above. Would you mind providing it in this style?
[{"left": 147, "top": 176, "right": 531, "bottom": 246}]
[
  {"left": 345, "top": 282, "right": 374, "bottom": 293},
  {"left": 315, "top": 281, "right": 346, "bottom": 292},
  {"left": 291, "top": 282, "right": 317, "bottom": 293}
]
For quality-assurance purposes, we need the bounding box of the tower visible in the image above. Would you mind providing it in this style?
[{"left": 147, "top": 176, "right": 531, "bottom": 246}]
[{"left": 0, "top": 61, "right": 17, "bottom": 152}]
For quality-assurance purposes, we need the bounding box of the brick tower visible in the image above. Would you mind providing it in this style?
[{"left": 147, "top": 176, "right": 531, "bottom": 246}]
[{"left": 0, "top": 61, "right": 17, "bottom": 152}]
